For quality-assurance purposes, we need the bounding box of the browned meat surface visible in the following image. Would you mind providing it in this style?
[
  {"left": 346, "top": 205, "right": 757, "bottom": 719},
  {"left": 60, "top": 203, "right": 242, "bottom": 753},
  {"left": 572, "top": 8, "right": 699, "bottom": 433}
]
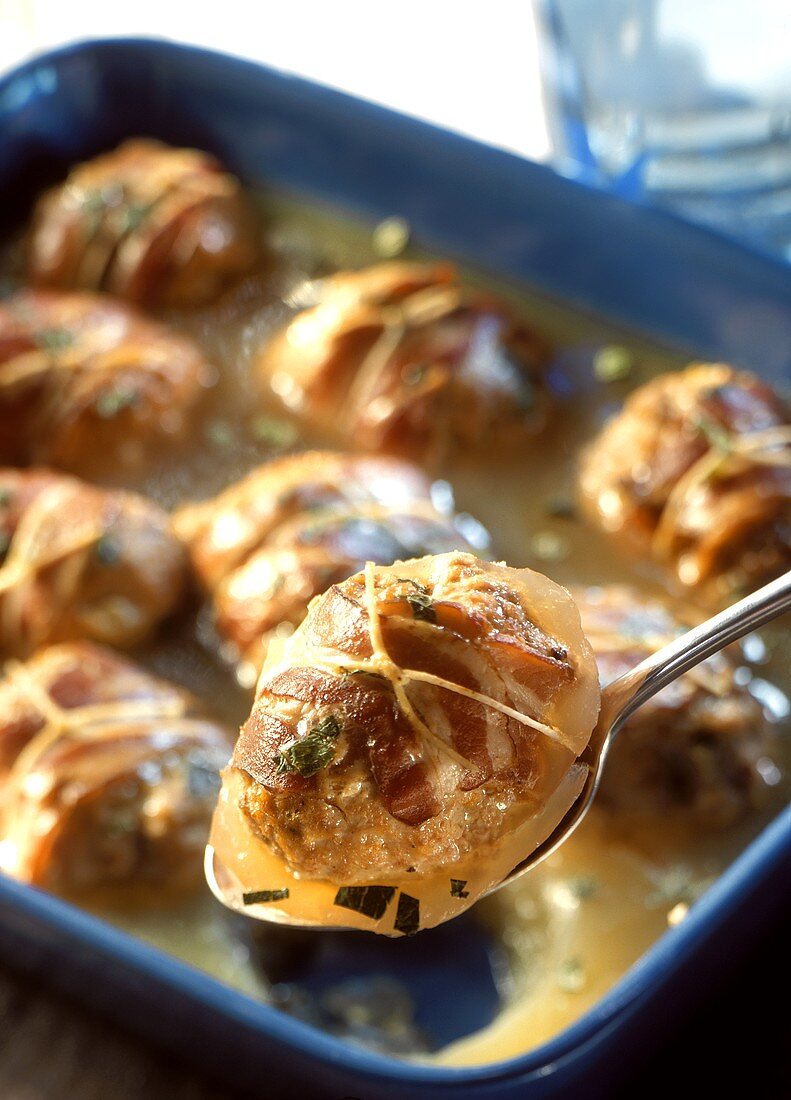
[
  {"left": 26, "top": 139, "right": 257, "bottom": 306},
  {"left": 0, "top": 643, "right": 232, "bottom": 897},
  {"left": 0, "top": 467, "right": 187, "bottom": 657},
  {"left": 575, "top": 585, "right": 779, "bottom": 826},
  {"left": 0, "top": 289, "right": 210, "bottom": 473},
  {"left": 256, "top": 261, "right": 551, "bottom": 464},
  {"left": 579, "top": 363, "right": 791, "bottom": 607},
  {"left": 174, "top": 451, "right": 487, "bottom": 680},
  {"left": 227, "top": 552, "right": 599, "bottom": 883}
]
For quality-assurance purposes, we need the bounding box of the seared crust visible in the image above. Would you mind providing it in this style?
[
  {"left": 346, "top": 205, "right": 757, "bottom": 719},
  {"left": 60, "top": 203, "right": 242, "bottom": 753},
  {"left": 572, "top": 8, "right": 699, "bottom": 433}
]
[
  {"left": 0, "top": 642, "right": 231, "bottom": 896},
  {"left": 0, "top": 289, "right": 209, "bottom": 472},
  {"left": 175, "top": 451, "right": 486, "bottom": 676},
  {"left": 0, "top": 467, "right": 187, "bottom": 657},
  {"left": 257, "top": 261, "right": 551, "bottom": 463},
  {"left": 228, "top": 552, "right": 599, "bottom": 883},
  {"left": 579, "top": 364, "right": 791, "bottom": 605},
  {"left": 26, "top": 139, "right": 256, "bottom": 306}
]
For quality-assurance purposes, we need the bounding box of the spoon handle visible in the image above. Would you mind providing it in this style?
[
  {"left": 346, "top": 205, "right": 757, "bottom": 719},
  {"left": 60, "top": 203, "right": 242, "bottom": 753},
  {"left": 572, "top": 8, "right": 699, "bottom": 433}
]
[{"left": 603, "top": 569, "right": 791, "bottom": 735}]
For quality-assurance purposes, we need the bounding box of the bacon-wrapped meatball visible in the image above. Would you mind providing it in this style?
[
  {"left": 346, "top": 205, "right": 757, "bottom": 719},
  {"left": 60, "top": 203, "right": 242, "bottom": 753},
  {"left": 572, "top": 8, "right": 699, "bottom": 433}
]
[
  {"left": 579, "top": 364, "right": 791, "bottom": 606},
  {"left": 27, "top": 139, "right": 256, "bottom": 306},
  {"left": 575, "top": 585, "right": 778, "bottom": 827},
  {"left": 0, "top": 643, "right": 231, "bottom": 898},
  {"left": 0, "top": 289, "right": 210, "bottom": 473},
  {"left": 208, "top": 552, "right": 599, "bottom": 934},
  {"left": 174, "top": 452, "right": 487, "bottom": 682},
  {"left": 257, "top": 262, "right": 550, "bottom": 464},
  {"left": 0, "top": 467, "right": 186, "bottom": 657}
]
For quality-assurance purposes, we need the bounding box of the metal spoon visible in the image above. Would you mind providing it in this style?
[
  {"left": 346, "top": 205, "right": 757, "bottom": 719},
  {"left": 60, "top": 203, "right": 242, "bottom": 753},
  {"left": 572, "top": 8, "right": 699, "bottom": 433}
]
[{"left": 496, "top": 567, "right": 791, "bottom": 892}]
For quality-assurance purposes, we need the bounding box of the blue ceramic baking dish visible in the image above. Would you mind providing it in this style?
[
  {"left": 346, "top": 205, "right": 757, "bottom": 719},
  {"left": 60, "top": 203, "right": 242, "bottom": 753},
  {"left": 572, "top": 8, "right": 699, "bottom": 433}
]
[{"left": 0, "top": 38, "right": 789, "bottom": 1100}]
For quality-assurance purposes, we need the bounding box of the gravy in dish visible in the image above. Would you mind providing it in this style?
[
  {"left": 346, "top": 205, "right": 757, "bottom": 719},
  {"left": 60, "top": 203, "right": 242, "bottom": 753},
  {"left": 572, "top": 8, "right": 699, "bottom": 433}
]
[{"left": 2, "top": 191, "right": 788, "bottom": 1065}]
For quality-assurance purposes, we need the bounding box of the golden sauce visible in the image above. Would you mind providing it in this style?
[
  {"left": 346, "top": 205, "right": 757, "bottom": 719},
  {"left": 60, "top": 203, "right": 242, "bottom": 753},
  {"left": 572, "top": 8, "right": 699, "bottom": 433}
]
[{"left": 2, "top": 193, "right": 788, "bottom": 1065}]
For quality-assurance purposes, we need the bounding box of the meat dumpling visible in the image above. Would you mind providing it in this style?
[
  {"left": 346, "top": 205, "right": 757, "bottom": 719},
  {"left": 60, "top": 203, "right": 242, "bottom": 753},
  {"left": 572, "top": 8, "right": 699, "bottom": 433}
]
[
  {"left": 257, "top": 262, "right": 551, "bottom": 464},
  {"left": 26, "top": 139, "right": 257, "bottom": 306},
  {"left": 0, "top": 289, "right": 210, "bottom": 473},
  {"left": 0, "top": 467, "right": 187, "bottom": 657},
  {"left": 0, "top": 643, "right": 232, "bottom": 898},
  {"left": 575, "top": 585, "right": 779, "bottom": 827},
  {"left": 174, "top": 451, "right": 487, "bottom": 682},
  {"left": 579, "top": 363, "right": 791, "bottom": 606},
  {"left": 208, "top": 552, "right": 599, "bottom": 934}
]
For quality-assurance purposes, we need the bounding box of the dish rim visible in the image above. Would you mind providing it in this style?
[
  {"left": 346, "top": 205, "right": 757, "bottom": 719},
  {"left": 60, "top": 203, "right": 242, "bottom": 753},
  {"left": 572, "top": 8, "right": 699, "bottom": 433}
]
[{"left": 0, "top": 34, "right": 789, "bottom": 1088}]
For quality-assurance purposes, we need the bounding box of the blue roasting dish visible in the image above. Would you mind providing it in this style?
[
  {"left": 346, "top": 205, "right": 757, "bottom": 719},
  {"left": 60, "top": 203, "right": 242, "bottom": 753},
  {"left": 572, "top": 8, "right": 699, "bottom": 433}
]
[{"left": 0, "top": 38, "right": 789, "bottom": 1100}]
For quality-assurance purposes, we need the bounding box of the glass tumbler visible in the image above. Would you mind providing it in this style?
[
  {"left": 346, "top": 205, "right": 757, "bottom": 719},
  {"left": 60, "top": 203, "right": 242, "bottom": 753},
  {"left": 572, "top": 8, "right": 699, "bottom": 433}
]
[{"left": 535, "top": 0, "right": 791, "bottom": 257}]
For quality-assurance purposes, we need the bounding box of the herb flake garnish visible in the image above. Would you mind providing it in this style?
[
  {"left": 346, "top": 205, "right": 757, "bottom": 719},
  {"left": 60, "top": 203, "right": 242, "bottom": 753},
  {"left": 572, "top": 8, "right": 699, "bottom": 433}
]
[
  {"left": 207, "top": 421, "right": 235, "bottom": 448},
  {"left": 372, "top": 216, "right": 410, "bottom": 258},
  {"left": 570, "top": 874, "right": 599, "bottom": 901},
  {"left": 119, "top": 201, "right": 155, "bottom": 234},
  {"left": 402, "top": 363, "right": 427, "bottom": 387},
  {"left": 397, "top": 578, "right": 436, "bottom": 623},
  {"left": 529, "top": 531, "right": 569, "bottom": 563},
  {"left": 334, "top": 885, "right": 396, "bottom": 921},
  {"left": 0, "top": 489, "right": 10, "bottom": 508},
  {"left": 276, "top": 714, "right": 342, "bottom": 778},
  {"left": 95, "top": 535, "right": 121, "bottom": 565},
  {"left": 35, "top": 328, "right": 74, "bottom": 354},
  {"left": 557, "top": 957, "right": 586, "bottom": 993},
  {"left": 394, "top": 892, "right": 420, "bottom": 936},
  {"left": 450, "top": 878, "right": 469, "bottom": 899},
  {"left": 243, "top": 888, "right": 290, "bottom": 905},
  {"left": 96, "top": 388, "right": 138, "bottom": 419},
  {"left": 693, "top": 413, "right": 733, "bottom": 456},
  {"left": 593, "top": 345, "right": 634, "bottom": 383},
  {"left": 250, "top": 415, "right": 298, "bottom": 450},
  {"left": 545, "top": 495, "right": 577, "bottom": 521},
  {"left": 0, "top": 532, "right": 10, "bottom": 560}
]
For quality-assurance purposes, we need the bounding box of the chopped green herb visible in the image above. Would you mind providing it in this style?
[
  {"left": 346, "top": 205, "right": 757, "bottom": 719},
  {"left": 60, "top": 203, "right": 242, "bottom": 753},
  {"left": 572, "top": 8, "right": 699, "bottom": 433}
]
[
  {"left": 693, "top": 413, "right": 733, "bottom": 455},
  {"left": 394, "top": 892, "right": 420, "bottom": 936},
  {"left": 95, "top": 535, "right": 121, "bottom": 565},
  {"left": 243, "top": 888, "right": 290, "bottom": 905},
  {"left": 0, "top": 532, "right": 10, "bottom": 559},
  {"left": 119, "top": 201, "right": 155, "bottom": 233},
  {"left": 402, "top": 363, "right": 427, "bottom": 387},
  {"left": 334, "top": 885, "right": 397, "bottom": 921},
  {"left": 514, "top": 373, "right": 537, "bottom": 414},
  {"left": 343, "top": 667, "right": 385, "bottom": 681},
  {"left": 545, "top": 495, "right": 578, "bottom": 521},
  {"left": 645, "top": 865, "right": 711, "bottom": 910},
  {"left": 105, "top": 810, "right": 138, "bottom": 838},
  {"left": 250, "top": 415, "right": 298, "bottom": 450},
  {"left": 450, "top": 878, "right": 469, "bottom": 899},
  {"left": 35, "top": 328, "right": 74, "bottom": 354},
  {"left": 407, "top": 591, "right": 436, "bottom": 622},
  {"left": 207, "top": 421, "right": 235, "bottom": 447},
  {"left": 96, "top": 388, "right": 138, "bottom": 419},
  {"left": 0, "top": 489, "right": 10, "bottom": 508},
  {"left": 372, "top": 216, "right": 410, "bottom": 258},
  {"left": 570, "top": 874, "right": 599, "bottom": 901},
  {"left": 593, "top": 345, "right": 634, "bottom": 383},
  {"left": 397, "top": 578, "right": 436, "bottom": 623},
  {"left": 557, "top": 957, "right": 586, "bottom": 993},
  {"left": 276, "top": 714, "right": 343, "bottom": 778},
  {"left": 529, "top": 531, "right": 569, "bottom": 563},
  {"left": 80, "top": 191, "right": 108, "bottom": 214}
]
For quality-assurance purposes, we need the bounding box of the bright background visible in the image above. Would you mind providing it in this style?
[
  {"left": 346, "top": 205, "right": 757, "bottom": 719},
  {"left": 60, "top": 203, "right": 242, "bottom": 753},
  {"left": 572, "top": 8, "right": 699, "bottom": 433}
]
[{"left": 0, "top": 0, "right": 552, "bottom": 160}]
